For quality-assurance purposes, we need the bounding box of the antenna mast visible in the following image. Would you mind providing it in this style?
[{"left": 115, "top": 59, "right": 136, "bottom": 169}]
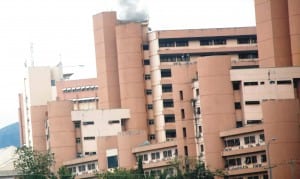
[{"left": 30, "top": 43, "right": 34, "bottom": 66}]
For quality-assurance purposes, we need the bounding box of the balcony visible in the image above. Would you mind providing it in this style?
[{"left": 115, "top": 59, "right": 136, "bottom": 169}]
[
  {"left": 222, "top": 143, "right": 265, "bottom": 156},
  {"left": 226, "top": 163, "right": 267, "bottom": 176},
  {"left": 137, "top": 157, "right": 174, "bottom": 170}
]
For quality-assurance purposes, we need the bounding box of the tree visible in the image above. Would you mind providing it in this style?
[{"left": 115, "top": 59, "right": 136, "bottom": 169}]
[
  {"left": 14, "top": 146, "right": 55, "bottom": 179},
  {"left": 137, "top": 156, "right": 144, "bottom": 176},
  {"left": 57, "top": 166, "right": 74, "bottom": 179}
]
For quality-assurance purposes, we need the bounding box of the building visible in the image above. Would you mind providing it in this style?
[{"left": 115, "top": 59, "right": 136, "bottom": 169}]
[{"left": 18, "top": 0, "right": 300, "bottom": 178}]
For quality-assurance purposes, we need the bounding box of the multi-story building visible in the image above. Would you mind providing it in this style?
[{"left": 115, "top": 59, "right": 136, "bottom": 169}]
[{"left": 19, "top": 0, "right": 300, "bottom": 178}]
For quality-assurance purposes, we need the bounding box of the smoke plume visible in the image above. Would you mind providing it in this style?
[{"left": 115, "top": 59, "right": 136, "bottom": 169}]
[{"left": 117, "top": 0, "right": 148, "bottom": 22}]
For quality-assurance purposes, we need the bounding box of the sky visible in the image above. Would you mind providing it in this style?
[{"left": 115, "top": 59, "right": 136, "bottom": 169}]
[{"left": 0, "top": 0, "right": 255, "bottom": 129}]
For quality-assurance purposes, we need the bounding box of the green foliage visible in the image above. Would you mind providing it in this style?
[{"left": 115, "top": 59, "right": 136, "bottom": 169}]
[
  {"left": 97, "top": 168, "right": 144, "bottom": 179},
  {"left": 57, "top": 166, "right": 74, "bottom": 179},
  {"left": 14, "top": 146, "right": 55, "bottom": 179},
  {"left": 137, "top": 156, "right": 144, "bottom": 175}
]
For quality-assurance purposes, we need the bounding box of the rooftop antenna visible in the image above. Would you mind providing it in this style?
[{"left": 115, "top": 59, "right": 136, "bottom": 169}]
[{"left": 30, "top": 43, "right": 34, "bottom": 66}]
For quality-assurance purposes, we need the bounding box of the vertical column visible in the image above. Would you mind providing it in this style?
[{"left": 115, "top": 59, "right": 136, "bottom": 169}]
[{"left": 288, "top": 0, "right": 300, "bottom": 66}]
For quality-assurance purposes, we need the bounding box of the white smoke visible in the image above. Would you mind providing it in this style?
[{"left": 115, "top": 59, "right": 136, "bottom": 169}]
[{"left": 117, "top": 0, "right": 148, "bottom": 22}]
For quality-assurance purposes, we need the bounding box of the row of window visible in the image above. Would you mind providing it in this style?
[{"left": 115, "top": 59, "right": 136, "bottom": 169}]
[
  {"left": 234, "top": 101, "right": 261, "bottom": 109},
  {"left": 158, "top": 36, "right": 257, "bottom": 48},
  {"left": 226, "top": 154, "right": 267, "bottom": 167},
  {"left": 137, "top": 149, "right": 177, "bottom": 162},
  {"left": 144, "top": 69, "right": 172, "bottom": 80},
  {"left": 62, "top": 85, "right": 98, "bottom": 93},
  {"left": 224, "top": 134, "right": 265, "bottom": 147},
  {"left": 243, "top": 80, "right": 292, "bottom": 86},
  {"left": 68, "top": 163, "right": 96, "bottom": 173}
]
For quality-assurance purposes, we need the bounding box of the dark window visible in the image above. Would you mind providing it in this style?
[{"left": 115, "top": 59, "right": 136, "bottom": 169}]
[
  {"left": 232, "top": 81, "right": 241, "bottom": 90},
  {"left": 245, "top": 156, "right": 257, "bottom": 164},
  {"left": 78, "top": 165, "right": 86, "bottom": 172},
  {"left": 84, "top": 136, "right": 95, "bottom": 140},
  {"left": 181, "top": 109, "right": 185, "bottom": 119},
  {"left": 235, "top": 102, "right": 242, "bottom": 109},
  {"left": 166, "top": 129, "right": 176, "bottom": 138},
  {"left": 148, "top": 119, "right": 154, "bottom": 125},
  {"left": 184, "top": 146, "right": 188, "bottom": 156},
  {"left": 198, "top": 126, "right": 202, "bottom": 133},
  {"left": 259, "top": 134, "right": 265, "bottom": 142},
  {"left": 261, "top": 154, "right": 267, "bottom": 163},
  {"left": 236, "top": 121, "right": 243, "bottom": 128},
  {"left": 277, "top": 80, "right": 292, "bottom": 85},
  {"left": 147, "top": 104, "right": 153, "bottom": 110},
  {"left": 244, "top": 136, "right": 256, "bottom": 144},
  {"left": 76, "top": 138, "right": 81, "bottom": 144},
  {"left": 224, "top": 138, "right": 240, "bottom": 147},
  {"left": 161, "top": 69, "right": 172, "bottom": 77},
  {"left": 74, "top": 122, "right": 81, "bottom": 128},
  {"left": 183, "top": 127, "right": 187, "bottom": 138},
  {"left": 145, "top": 89, "right": 152, "bottom": 95},
  {"left": 245, "top": 101, "right": 260, "bottom": 105},
  {"left": 144, "top": 59, "right": 150, "bottom": 65},
  {"left": 164, "top": 114, "right": 175, "bottom": 123},
  {"left": 176, "top": 40, "right": 188, "bottom": 47},
  {"left": 151, "top": 152, "right": 160, "bottom": 160},
  {"left": 143, "top": 44, "right": 149, "bottom": 50},
  {"left": 88, "top": 163, "right": 96, "bottom": 170},
  {"left": 196, "top": 89, "right": 199, "bottom": 96},
  {"left": 163, "top": 150, "right": 172, "bottom": 158},
  {"left": 244, "top": 81, "right": 258, "bottom": 86},
  {"left": 162, "top": 84, "right": 172, "bottom": 92},
  {"left": 144, "top": 74, "right": 151, "bottom": 80},
  {"left": 83, "top": 121, "right": 94, "bottom": 125},
  {"left": 247, "top": 120, "right": 262, "bottom": 124},
  {"left": 107, "top": 156, "right": 118, "bottom": 168},
  {"left": 200, "top": 38, "right": 226, "bottom": 45},
  {"left": 159, "top": 39, "right": 175, "bottom": 47},
  {"left": 239, "top": 52, "right": 258, "bottom": 59},
  {"left": 179, "top": 91, "right": 183, "bottom": 100},
  {"left": 163, "top": 99, "right": 174, "bottom": 108},
  {"left": 51, "top": 80, "right": 56, "bottom": 86},
  {"left": 200, "top": 145, "right": 204, "bottom": 152},
  {"left": 108, "top": 120, "right": 120, "bottom": 124},
  {"left": 149, "top": 134, "right": 155, "bottom": 140},
  {"left": 160, "top": 54, "right": 190, "bottom": 62},
  {"left": 196, "top": 107, "right": 201, "bottom": 114},
  {"left": 143, "top": 154, "right": 148, "bottom": 161},
  {"left": 237, "top": 36, "right": 257, "bottom": 44}
]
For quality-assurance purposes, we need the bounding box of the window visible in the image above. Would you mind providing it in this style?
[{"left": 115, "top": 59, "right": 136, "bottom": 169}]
[
  {"left": 163, "top": 99, "right": 174, "bottom": 108},
  {"left": 162, "top": 84, "right": 172, "bottom": 92},
  {"left": 244, "top": 81, "right": 258, "bottom": 86},
  {"left": 235, "top": 102, "right": 241, "bottom": 109},
  {"left": 149, "top": 134, "right": 155, "bottom": 140},
  {"left": 239, "top": 52, "right": 258, "bottom": 59},
  {"left": 144, "top": 59, "right": 150, "bottom": 65},
  {"left": 143, "top": 154, "right": 148, "bottom": 161},
  {"left": 159, "top": 39, "right": 188, "bottom": 47},
  {"left": 161, "top": 69, "right": 172, "bottom": 77},
  {"left": 76, "top": 138, "right": 81, "bottom": 144},
  {"left": 245, "top": 101, "right": 260, "bottom": 105},
  {"left": 83, "top": 121, "right": 94, "bottom": 125},
  {"left": 107, "top": 156, "right": 118, "bottom": 168},
  {"left": 179, "top": 90, "right": 183, "bottom": 100},
  {"left": 198, "top": 126, "right": 202, "bottom": 133},
  {"left": 145, "top": 89, "right": 152, "bottom": 95},
  {"left": 224, "top": 138, "right": 240, "bottom": 147},
  {"left": 181, "top": 109, "right": 185, "bottom": 119},
  {"left": 200, "top": 145, "right": 204, "bottom": 152},
  {"left": 200, "top": 38, "right": 226, "bottom": 46},
  {"left": 227, "top": 158, "right": 241, "bottom": 167},
  {"left": 183, "top": 127, "right": 187, "bottom": 138},
  {"left": 236, "top": 121, "right": 243, "bottom": 128},
  {"left": 78, "top": 165, "right": 86, "bottom": 172},
  {"left": 244, "top": 136, "right": 256, "bottom": 144},
  {"left": 277, "top": 80, "right": 292, "bottom": 85},
  {"left": 166, "top": 129, "right": 176, "bottom": 138},
  {"left": 151, "top": 152, "right": 160, "bottom": 160},
  {"left": 163, "top": 150, "right": 172, "bottom": 158},
  {"left": 164, "top": 114, "right": 175, "bottom": 123},
  {"left": 237, "top": 36, "right": 257, "bottom": 44},
  {"left": 87, "top": 163, "right": 95, "bottom": 170},
  {"left": 245, "top": 156, "right": 257, "bottom": 164},
  {"left": 144, "top": 74, "right": 151, "bottom": 80},
  {"left": 196, "top": 107, "right": 201, "bottom": 114},
  {"left": 196, "top": 88, "right": 199, "bottom": 96},
  {"left": 51, "top": 80, "right": 56, "bottom": 86},
  {"left": 261, "top": 154, "right": 267, "bottom": 163},
  {"left": 147, "top": 104, "right": 153, "bottom": 110},
  {"left": 148, "top": 119, "right": 154, "bottom": 125},
  {"left": 248, "top": 176, "right": 259, "bottom": 179},
  {"left": 232, "top": 81, "right": 241, "bottom": 90},
  {"left": 184, "top": 146, "right": 188, "bottom": 156},
  {"left": 143, "top": 44, "right": 149, "bottom": 50},
  {"left": 108, "top": 120, "right": 120, "bottom": 124},
  {"left": 74, "top": 122, "right": 81, "bottom": 128},
  {"left": 247, "top": 120, "right": 262, "bottom": 124},
  {"left": 259, "top": 134, "right": 265, "bottom": 142},
  {"left": 84, "top": 136, "right": 95, "bottom": 140}
]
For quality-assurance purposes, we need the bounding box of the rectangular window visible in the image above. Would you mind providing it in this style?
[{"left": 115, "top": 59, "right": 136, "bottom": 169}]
[
  {"left": 148, "top": 119, "right": 154, "bottom": 125},
  {"left": 181, "top": 109, "right": 185, "bottom": 119},
  {"left": 277, "top": 80, "right": 292, "bottom": 85},
  {"left": 259, "top": 134, "right": 265, "bottom": 142},
  {"left": 144, "top": 74, "right": 151, "bottom": 80},
  {"left": 184, "top": 146, "right": 188, "bottom": 156},
  {"left": 144, "top": 59, "right": 150, "bottom": 65},
  {"left": 83, "top": 121, "right": 94, "bottom": 125},
  {"left": 236, "top": 121, "right": 243, "bottom": 128},
  {"left": 161, "top": 69, "right": 172, "bottom": 77},
  {"left": 143, "top": 154, "right": 148, "bottom": 161},
  {"left": 234, "top": 102, "right": 241, "bottom": 109},
  {"left": 78, "top": 165, "right": 86, "bottom": 172},
  {"left": 196, "top": 89, "right": 200, "bottom": 96},
  {"left": 107, "top": 156, "right": 118, "bottom": 168},
  {"left": 245, "top": 156, "right": 257, "bottom": 164},
  {"left": 147, "top": 104, "right": 153, "bottom": 110},
  {"left": 232, "top": 81, "right": 241, "bottom": 90},
  {"left": 237, "top": 36, "right": 257, "bottom": 44},
  {"left": 164, "top": 114, "right": 175, "bottom": 123},
  {"left": 162, "top": 84, "right": 172, "bottom": 92},
  {"left": 143, "top": 44, "right": 149, "bottom": 50},
  {"left": 84, "top": 136, "right": 95, "bottom": 140},
  {"left": 239, "top": 52, "right": 258, "bottom": 59},
  {"left": 74, "top": 122, "right": 81, "bottom": 128},
  {"left": 149, "top": 134, "right": 155, "bottom": 140},
  {"left": 183, "top": 127, "right": 187, "bottom": 138},
  {"left": 244, "top": 81, "right": 258, "bottom": 86},
  {"left": 196, "top": 107, "right": 201, "bottom": 114},
  {"left": 166, "top": 129, "right": 176, "bottom": 138},
  {"left": 261, "top": 154, "right": 267, "bottom": 163},
  {"left": 159, "top": 39, "right": 175, "bottom": 47},
  {"left": 76, "top": 138, "right": 81, "bottom": 144},
  {"left": 51, "top": 80, "right": 56, "bottom": 86},
  {"left": 163, "top": 150, "right": 172, "bottom": 158},
  {"left": 87, "top": 163, "right": 95, "bottom": 170},
  {"left": 200, "top": 145, "right": 204, "bottom": 152},
  {"left": 245, "top": 101, "right": 260, "bottom": 105},
  {"left": 224, "top": 138, "right": 240, "bottom": 147},
  {"left": 163, "top": 99, "right": 174, "bottom": 108},
  {"left": 145, "top": 89, "right": 152, "bottom": 95},
  {"left": 179, "top": 90, "right": 183, "bottom": 100},
  {"left": 244, "top": 136, "right": 256, "bottom": 144}
]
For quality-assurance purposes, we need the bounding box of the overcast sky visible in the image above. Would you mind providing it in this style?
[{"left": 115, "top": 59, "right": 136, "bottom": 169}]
[{"left": 0, "top": 0, "right": 255, "bottom": 129}]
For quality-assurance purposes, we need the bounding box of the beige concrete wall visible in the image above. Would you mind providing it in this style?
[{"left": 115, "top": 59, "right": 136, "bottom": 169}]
[
  {"left": 116, "top": 22, "right": 148, "bottom": 131},
  {"left": 48, "top": 100, "right": 75, "bottom": 172},
  {"left": 198, "top": 56, "right": 236, "bottom": 170},
  {"left": 288, "top": 0, "right": 300, "bottom": 66},
  {"left": 93, "top": 11, "right": 121, "bottom": 109},
  {"left": 262, "top": 99, "right": 300, "bottom": 179}
]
